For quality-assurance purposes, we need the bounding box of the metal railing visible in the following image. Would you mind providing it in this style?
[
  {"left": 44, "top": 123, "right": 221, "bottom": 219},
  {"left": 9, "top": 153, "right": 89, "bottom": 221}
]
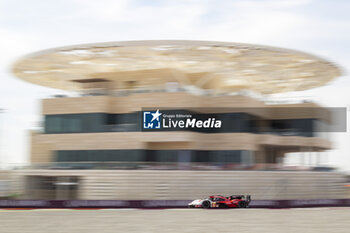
[{"left": 1, "top": 162, "right": 335, "bottom": 172}]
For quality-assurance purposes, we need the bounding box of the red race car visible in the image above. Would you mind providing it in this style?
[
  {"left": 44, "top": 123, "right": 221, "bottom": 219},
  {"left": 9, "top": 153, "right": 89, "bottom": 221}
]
[{"left": 188, "top": 195, "right": 251, "bottom": 208}]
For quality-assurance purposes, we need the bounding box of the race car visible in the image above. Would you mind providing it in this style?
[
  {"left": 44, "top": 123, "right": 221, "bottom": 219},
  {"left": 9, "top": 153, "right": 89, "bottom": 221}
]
[{"left": 188, "top": 195, "right": 251, "bottom": 208}]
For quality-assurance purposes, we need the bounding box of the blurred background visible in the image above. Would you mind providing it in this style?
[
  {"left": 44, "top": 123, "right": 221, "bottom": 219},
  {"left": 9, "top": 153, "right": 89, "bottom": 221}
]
[{"left": 0, "top": 0, "right": 349, "bottom": 204}]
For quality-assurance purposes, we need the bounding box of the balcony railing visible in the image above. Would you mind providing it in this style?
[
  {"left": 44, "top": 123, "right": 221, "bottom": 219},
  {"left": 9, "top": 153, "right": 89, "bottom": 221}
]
[{"left": 4, "top": 162, "right": 336, "bottom": 172}]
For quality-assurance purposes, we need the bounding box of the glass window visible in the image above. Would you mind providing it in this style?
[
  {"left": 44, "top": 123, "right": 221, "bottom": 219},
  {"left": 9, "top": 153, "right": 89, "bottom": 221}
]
[
  {"left": 45, "top": 116, "right": 62, "bottom": 133},
  {"left": 270, "top": 119, "right": 315, "bottom": 137},
  {"left": 55, "top": 150, "right": 248, "bottom": 164},
  {"left": 71, "top": 118, "right": 81, "bottom": 132},
  {"left": 193, "top": 150, "right": 242, "bottom": 163},
  {"left": 155, "top": 150, "right": 178, "bottom": 162}
]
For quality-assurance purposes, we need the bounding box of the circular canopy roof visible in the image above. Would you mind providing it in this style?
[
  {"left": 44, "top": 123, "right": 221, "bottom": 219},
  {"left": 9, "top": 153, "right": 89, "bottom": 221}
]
[{"left": 12, "top": 40, "right": 342, "bottom": 94}]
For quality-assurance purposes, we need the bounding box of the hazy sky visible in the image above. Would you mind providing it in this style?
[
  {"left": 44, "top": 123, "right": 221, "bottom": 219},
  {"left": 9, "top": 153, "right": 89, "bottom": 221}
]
[{"left": 0, "top": 0, "right": 349, "bottom": 171}]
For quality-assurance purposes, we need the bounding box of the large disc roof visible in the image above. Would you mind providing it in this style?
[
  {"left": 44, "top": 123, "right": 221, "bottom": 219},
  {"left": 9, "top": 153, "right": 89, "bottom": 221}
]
[{"left": 12, "top": 40, "right": 342, "bottom": 94}]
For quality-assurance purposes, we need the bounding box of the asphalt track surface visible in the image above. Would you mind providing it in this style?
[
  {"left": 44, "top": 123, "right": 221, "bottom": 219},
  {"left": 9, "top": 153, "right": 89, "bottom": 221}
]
[{"left": 1, "top": 208, "right": 350, "bottom": 233}]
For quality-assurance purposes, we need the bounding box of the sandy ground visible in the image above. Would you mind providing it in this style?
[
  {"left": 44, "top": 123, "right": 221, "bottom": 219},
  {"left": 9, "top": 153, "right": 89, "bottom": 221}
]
[{"left": 0, "top": 208, "right": 350, "bottom": 233}]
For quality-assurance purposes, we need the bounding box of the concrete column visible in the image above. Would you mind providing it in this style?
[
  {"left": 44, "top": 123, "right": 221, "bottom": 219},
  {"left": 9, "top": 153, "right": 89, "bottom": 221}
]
[
  {"left": 301, "top": 148, "right": 307, "bottom": 167},
  {"left": 55, "top": 177, "right": 61, "bottom": 200},
  {"left": 250, "top": 151, "right": 255, "bottom": 165},
  {"left": 308, "top": 147, "right": 313, "bottom": 167},
  {"left": 299, "top": 153, "right": 303, "bottom": 166},
  {"left": 299, "top": 147, "right": 305, "bottom": 166},
  {"left": 56, "top": 176, "right": 69, "bottom": 200},
  {"left": 324, "top": 151, "right": 328, "bottom": 166},
  {"left": 275, "top": 151, "right": 284, "bottom": 166},
  {"left": 254, "top": 148, "right": 265, "bottom": 164},
  {"left": 242, "top": 150, "right": 254, "bottom": 166},
  {"left": 316, "top": 151, "right": 321, "bottom": 166}
]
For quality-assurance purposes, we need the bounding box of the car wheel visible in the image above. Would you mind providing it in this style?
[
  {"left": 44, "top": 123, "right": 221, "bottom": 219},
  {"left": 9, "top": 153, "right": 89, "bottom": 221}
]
[
  {"left": 238, "top": 201, "right": 246, "bottom": 208},
  {"left": 202, "top": 200, "right": 211, "bottom": 209}
]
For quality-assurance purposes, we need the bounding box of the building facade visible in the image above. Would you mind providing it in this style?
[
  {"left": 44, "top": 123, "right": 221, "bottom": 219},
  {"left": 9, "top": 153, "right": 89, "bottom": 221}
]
[
  {"left": 31, "top": 92, "right": 331, "bottom": 167},
  {"left": 11, "top": 40, "right": 345, "bottom": 200}
]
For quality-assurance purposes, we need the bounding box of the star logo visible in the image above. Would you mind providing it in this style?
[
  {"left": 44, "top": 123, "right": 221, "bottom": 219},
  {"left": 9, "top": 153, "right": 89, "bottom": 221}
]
[
  {"left": 150, "top": 109, "right": 162, "bottom": 122},
  {"left": 143, "top": 109, "right": 162, "bottom": 129}
]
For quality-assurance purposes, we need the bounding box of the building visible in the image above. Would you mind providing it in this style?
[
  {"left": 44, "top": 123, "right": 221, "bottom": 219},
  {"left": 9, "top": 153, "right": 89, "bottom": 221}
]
[{"left": 11, "top": 40, "right": 346, "bottom": 200}]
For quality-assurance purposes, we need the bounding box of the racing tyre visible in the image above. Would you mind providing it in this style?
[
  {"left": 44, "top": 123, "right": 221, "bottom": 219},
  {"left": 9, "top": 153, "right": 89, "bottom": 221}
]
[
  {"left": 238, "top": 201, "right": 246, "bottom": 208},
  {"left": 202, "top": 200, "right": 211, "bottom": 209}
]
